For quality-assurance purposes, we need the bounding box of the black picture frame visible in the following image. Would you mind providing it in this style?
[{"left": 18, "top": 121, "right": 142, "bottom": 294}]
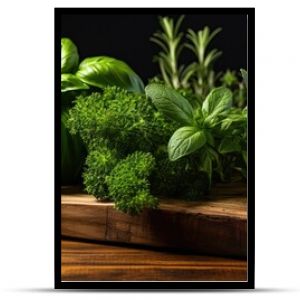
[{"left": 55, "top": 7, "right": 255, "bottom": 290}]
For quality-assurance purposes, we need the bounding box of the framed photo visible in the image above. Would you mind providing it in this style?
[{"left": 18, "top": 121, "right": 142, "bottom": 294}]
[{"left": 55, "top": 7, "right": 254, "bottom": 289}]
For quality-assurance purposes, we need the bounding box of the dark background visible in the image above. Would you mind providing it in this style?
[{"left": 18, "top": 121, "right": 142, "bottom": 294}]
[{"left": 61, "top": 12, "right": 247, "bottom": 83}]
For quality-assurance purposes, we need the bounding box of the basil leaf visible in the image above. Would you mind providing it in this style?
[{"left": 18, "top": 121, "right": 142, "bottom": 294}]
[
  {"left": 221, "top": 109, "right": 247, "bottom": 131},
  {"left": 202, "top": 87, "right": 232, "bottom": 121},
  {"left": 145, "top": 83, "right": 194, "bottom": 125},
  {"left": 76, "top": 56, "right": 144, "bottom": 93},
  {"left": 61, "top": 74, "right": 89, "bottom": 93},
  {"left": 168, "top": 126, "right": 206, "bottom": 161},
  {"left": 218, "top": 136, "right": 241, "bottom": 154},
  {"left": 61, "top": 38, "right": 79, "bottom": 74},
  {"left": 240, "top": 69, "right": 248, "bottom": 89}
]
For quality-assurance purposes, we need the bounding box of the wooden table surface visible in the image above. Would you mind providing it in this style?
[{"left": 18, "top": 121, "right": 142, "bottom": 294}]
[{"left": 61, "top": 239, "right": 247, "bottom": 282}]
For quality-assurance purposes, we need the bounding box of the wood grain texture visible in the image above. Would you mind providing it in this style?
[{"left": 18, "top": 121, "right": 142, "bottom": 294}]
[
  {"left": 62, "top": 183, "right": 247, "bottom": 257},
  {"left": 61, "top": 240, "right": 247, "bottom": 281}
]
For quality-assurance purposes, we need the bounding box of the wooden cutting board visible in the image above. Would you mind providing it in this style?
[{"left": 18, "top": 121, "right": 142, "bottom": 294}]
[{"left": 61, "top": 183, "right": 247, "bottom": 257}]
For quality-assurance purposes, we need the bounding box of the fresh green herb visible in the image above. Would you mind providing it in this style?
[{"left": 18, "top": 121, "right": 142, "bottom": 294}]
[
  {"left": 106, "top": 152, "right": 158, "bottom": 215},
  {"left": 150, "top": 16, "right": 186, "bottom": 89},
  {"left": 145, "top": 83, "right": 247, "bottom": 184},
  {"left": 68, "top": 82, "right": 246, "bottom": 213},
  {"left": 67, "top": 87, "right": 210, "bottom": 213},
  {"left": 62, "top": 18, "right": 248, "bottom": 215},
  {"left": 151, "top": 16, "right": 222, "bottom": 100},
  {"left": 83, "top": 145, "right": 118, "bottom": 199},
  {"left": 61, "top": 38, "right": 79, "bottom": 73},
  {"left": 67, "top": 88, "right": 163, "bottom": 213},
  {"left": 145, "top": 82, "right": 194, "bottom": 125},
  {"left": 67, "top": 87, "right": 174, "bottom": 154},
  {"left": 167, "top": 126, "right": 206, "bottom": 161},
  {"left": 76, "top": 56, "right": 144, "bottom": 93},
  {"left": 61, "top": 74, "right": 90, "bottom": 93},
  {"left": 151, "top": 16, "right": 246, "bottom": 106},
  {"left": 221, "top": 70, "right": 247, "bottom": 108},
  {"left": 202, "top": 86, "right": 232, "bottom": 121},
  {"left": 185, "top": 26, "right": 222, "bottom": 100},
  {"left": 60, "top": 37, "right": 145, "bottom": 184}
]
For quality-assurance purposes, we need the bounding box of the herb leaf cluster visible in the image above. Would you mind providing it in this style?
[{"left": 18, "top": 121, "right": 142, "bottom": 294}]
[
  {"left": 61, "top": 15, "right": 248, "bottom": 215},
  {"left": 60, "top": 38, "right": 144, "bottom": 184},
  {"left": 151, "top": 16, "right": 246, "bottom": 106},
  {"left": 67, "top": 87, "right": 211, "bottom": 214},
  {"left": 146, "top": 83, "right": 247, "bottom": 184},
  {"left": 67, "top": 81, "right": 246, "bottom": 214}
]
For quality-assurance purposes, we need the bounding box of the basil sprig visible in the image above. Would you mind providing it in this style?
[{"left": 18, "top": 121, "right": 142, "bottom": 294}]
[{"left": 146, "top": 83, "right": 246, "bottom": 183}]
